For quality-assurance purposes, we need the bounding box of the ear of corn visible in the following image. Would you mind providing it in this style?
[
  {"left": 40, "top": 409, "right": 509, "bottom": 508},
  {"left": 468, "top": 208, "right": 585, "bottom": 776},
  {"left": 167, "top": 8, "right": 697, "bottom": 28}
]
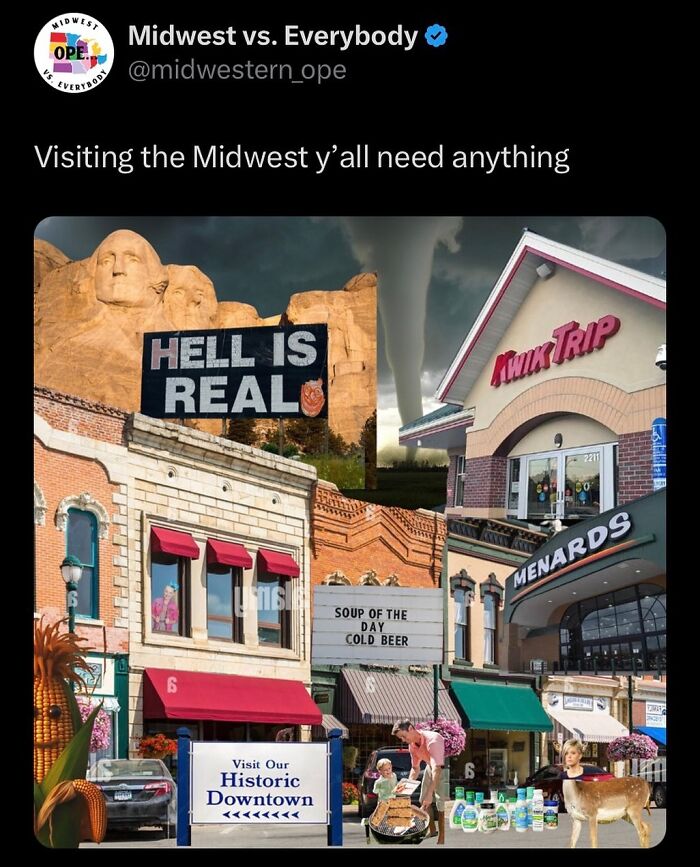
[
  {"left": 33, "top": 618, "right": 106, "bottom": 848},
  {"left": 73, "top": 780, "right": 107, "bottom": 843}
]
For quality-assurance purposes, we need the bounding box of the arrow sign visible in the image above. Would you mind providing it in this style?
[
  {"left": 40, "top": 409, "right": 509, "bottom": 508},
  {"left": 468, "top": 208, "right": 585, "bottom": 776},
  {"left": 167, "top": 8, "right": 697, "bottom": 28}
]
[{"left": 293, "top": 811, "right": 300, "bottom": 819}]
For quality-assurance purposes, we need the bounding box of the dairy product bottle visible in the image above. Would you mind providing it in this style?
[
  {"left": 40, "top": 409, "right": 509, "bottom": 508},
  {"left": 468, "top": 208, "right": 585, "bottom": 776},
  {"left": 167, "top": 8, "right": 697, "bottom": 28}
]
[
  {"left": 526, "top": 786, "right": 535, "bottom": 829},
  {"left": 532, "top": 789, "right": 544, "bottom": 832},
  {"left": 449, "top": 786, "right": 468, "bottom": 829},
  {"left": 478, "top": 802, "right": 497, "bottom": 834},
  {"left": 515, "top": 788, "right": 528, "bottom": 833},
  {"left": 461, "top": 792, "right": 479, "bottom": 833},
  {"left": 496, "top": 801, "right": 510, "bottom": 831},
  {"left": 507, "top": 796, "right": 517, "bottom": 827}
]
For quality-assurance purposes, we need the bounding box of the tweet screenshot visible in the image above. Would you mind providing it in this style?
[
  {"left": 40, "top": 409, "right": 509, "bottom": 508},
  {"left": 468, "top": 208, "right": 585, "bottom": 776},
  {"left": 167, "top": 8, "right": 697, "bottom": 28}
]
[{"left": 30, "top": 8, "right": 667, "bottom": 850}]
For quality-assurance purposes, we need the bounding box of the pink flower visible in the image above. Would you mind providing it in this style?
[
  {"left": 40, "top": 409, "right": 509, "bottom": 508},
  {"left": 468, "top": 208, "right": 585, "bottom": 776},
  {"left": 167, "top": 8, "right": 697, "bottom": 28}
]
[
  {"left": 417, "top": 717, "right": 467, "bottom": 758},
  {"left": 607, "top": 734, "right": 658, "bottom": 761},
  {"left": 76, "top": 696, "right": 111, "bottom": 753}
]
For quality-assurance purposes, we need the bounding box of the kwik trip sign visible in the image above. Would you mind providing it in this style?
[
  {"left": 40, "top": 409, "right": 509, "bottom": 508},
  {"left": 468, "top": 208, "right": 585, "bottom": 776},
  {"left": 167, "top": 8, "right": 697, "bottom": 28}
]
[
  {"left": 513, "top": 511, "right": 632, "bottom": 591},
  {"left": 491, "top": 314, "right": 620, "bottom": 387},
  {"left": 141, "top": 324, "right": 328, "bottom": 418}
]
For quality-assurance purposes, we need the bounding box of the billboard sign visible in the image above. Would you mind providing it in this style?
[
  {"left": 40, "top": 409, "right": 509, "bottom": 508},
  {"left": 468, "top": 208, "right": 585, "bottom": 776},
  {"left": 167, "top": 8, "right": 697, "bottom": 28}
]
[
  {"left": 312, "top": 586, "right": 443, "bottom": 665},
  {"left": 141, "top": 324, "right": 328, "bottom": 419}
]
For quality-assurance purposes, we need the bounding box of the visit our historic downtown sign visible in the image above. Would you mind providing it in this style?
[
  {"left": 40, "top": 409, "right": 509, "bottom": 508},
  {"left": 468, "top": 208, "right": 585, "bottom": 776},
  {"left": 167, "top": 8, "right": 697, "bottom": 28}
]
[
  {"left": 141, "top": 324, "right": 328, "bottom": 418},
  {"left": 191, "top": 742, "right": 328, "bottom": 824}
]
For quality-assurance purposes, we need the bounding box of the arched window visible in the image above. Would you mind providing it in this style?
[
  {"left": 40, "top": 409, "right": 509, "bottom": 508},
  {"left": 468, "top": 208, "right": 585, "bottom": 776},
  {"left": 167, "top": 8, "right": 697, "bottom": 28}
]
[
  {"left": 560, "top": 583, "right": 665, "bottom": 671},
  {"left": 66, "top": 508, "right": 99, "bottom": 619}
]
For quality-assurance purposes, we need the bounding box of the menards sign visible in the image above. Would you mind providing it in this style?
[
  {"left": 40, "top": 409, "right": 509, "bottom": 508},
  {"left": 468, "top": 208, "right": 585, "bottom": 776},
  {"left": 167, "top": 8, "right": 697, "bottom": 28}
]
[{"left": 491, "top": 314, "right": 620, "bottom": 387}]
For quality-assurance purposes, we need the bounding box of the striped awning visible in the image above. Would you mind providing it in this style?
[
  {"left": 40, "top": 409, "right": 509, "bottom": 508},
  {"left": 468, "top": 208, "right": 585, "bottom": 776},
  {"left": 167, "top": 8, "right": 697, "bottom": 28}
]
[
  {"left": 338, "top": 669, "right": 461, "bottom": 726},
  {"left": 546, "top": 707, "right": 628, "bottom": 743},
  {"left": 312, "top": 714, "right": 349, "bottom": 739}
]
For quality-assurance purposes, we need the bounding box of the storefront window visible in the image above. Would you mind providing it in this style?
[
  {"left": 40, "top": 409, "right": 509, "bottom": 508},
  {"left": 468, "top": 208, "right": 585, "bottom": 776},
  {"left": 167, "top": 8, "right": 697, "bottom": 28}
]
[
  {"left": 507, "top": 458, "right": 521, "bottom": 514},
  {"left": 151, "top": 553, "right": 188, "bottom": 636},
  {"left": 454, "top": 588, "right": 470, "bottom": 660},
  {"left": 560, "top": 583, "right": 665, "bottom": 671},
  {"left": 454, "top": 455, "right": 466, "bottom": 507},
  {"left": 207, "top": 564, "right": 243, "bottom": 642},
  {"left": 257, "top": 573, "right": 291, "bottom": 649},
  {"left": 484, "top": 593, "right": 497, "bottom": 665},
  {"left": 66, "top": 508, "right": 98, "bottom": 618}
]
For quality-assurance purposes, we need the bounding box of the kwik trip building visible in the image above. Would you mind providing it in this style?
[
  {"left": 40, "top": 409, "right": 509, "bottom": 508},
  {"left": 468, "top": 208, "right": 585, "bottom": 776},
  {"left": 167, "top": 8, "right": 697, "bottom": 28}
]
[{"left": 401, "top": 231, "right": 666, "bottom": 771}]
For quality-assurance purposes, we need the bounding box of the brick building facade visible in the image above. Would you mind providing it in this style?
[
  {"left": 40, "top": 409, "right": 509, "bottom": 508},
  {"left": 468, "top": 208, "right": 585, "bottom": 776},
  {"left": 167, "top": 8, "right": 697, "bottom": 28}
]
[{"left": 311, "top": 480, "right": 446, "bottom": 589}]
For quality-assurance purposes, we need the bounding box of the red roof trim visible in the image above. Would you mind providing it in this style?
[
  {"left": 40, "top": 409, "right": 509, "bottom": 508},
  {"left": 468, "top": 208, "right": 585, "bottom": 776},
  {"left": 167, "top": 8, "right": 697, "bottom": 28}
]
[{"left": 439, "top": 245, "right": 665, "bottom": 401}]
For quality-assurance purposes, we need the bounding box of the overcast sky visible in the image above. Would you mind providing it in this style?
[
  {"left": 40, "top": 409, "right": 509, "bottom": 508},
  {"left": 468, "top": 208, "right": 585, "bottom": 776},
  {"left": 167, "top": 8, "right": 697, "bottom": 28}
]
[{"left": 36, "top": 216, "right": 666, "bottom": 463}]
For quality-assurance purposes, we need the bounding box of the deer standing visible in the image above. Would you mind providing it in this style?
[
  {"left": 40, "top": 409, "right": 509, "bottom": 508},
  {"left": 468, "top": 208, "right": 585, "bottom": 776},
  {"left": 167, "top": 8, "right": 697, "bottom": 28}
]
[{"left": 562, "top": 777, "right": 651, "bottom": 848}]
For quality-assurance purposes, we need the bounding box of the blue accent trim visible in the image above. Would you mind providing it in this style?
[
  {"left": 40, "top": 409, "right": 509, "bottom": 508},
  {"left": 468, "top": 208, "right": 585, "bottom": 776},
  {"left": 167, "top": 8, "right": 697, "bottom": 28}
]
[
  {"left": 177, "top": 727, "right": 192, "bottom": 846},
  {"left": 636, "top": 726, "right": 666, "bottom": 746},
  {"left": 399, "top": 403, "right": 463, "bottom": 433},
  {"left": 327, "top": 728, "right": 343, "bottom": 846}
]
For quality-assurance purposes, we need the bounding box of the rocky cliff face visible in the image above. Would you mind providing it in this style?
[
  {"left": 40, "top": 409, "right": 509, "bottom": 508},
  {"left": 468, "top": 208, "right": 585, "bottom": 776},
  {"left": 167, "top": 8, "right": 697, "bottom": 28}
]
[{"left": 34, "top": 231, "right": 376, "bottom": 444}]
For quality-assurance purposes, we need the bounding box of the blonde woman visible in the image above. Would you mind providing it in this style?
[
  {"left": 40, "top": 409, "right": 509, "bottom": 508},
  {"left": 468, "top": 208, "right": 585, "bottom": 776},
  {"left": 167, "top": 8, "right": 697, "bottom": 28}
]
[{"left": 559, "top": 738, "right": 592, "bottom": 780}]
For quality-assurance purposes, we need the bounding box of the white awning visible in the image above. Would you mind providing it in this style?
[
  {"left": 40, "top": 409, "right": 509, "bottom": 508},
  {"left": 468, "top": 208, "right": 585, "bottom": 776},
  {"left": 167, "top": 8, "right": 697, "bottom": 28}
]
[{"left": 547, "top": 707, "right": 628, "bottom": 743}]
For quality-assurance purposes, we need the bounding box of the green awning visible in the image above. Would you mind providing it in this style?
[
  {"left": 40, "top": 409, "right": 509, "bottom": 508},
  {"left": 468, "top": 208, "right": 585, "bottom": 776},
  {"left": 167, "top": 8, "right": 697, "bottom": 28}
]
[{"left": 451, "top": 681, "right": 553, "bottom": 732}]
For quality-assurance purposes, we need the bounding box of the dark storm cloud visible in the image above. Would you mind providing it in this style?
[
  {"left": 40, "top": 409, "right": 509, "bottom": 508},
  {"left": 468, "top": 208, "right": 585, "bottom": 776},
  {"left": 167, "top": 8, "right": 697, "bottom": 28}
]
[
  {"left": 35, "top": 216, "right": 666, "bottom": 414},
  {"left": 35, "top": 216, "right": 358, "bottom": 318}
]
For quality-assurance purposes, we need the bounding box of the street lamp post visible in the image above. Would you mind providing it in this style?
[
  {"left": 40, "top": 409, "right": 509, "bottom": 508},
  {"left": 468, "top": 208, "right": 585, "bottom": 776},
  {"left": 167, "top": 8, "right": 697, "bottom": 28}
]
[
  {"left": 60, "top": 555, "right": 83, "bottom": 690},
  {"left": 61, "top": 554, "right": 83, "bottom": 635}
]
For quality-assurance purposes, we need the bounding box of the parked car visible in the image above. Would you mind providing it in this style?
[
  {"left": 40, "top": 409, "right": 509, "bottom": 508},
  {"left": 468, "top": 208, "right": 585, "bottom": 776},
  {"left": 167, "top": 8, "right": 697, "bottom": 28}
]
[
  {"left": 524, "top": 764, "right": 613, "bottom": 811},
  {"left": 630, "top": 757, "right": 666, "bottom": 808},
  {"left": 88, "top": 758, "right": 177, "bottom": 836},
  {"left": 358, "top": 747, "right": 424, "bottom": 817}
]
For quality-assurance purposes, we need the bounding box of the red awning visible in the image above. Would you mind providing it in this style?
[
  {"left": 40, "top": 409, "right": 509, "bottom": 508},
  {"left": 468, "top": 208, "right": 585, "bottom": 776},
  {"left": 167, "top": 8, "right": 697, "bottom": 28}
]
[
  {"left": 151, "top": 527, "right": 200, "bottom": 559},
  {"left": 257, "top": 549, "right": 300, "bottom": 577},
  {"left": 143, "top": 668, "right": 321, "bottom": 725},
  {"left": 207, "top": 539, "right": 253, "bottom": 569}
]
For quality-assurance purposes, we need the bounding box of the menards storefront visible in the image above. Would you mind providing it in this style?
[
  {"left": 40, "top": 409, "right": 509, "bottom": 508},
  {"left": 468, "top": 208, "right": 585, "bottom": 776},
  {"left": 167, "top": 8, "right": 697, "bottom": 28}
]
[{"left": 504, "top": 491, "right": 666, "bottom": 767}]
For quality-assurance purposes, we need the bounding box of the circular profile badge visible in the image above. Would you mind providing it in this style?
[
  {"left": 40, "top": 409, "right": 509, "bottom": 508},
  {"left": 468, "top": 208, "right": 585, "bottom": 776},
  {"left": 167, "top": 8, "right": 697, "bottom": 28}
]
[{"left": 34, "top": 12, "right": 114, "bottom": 93}]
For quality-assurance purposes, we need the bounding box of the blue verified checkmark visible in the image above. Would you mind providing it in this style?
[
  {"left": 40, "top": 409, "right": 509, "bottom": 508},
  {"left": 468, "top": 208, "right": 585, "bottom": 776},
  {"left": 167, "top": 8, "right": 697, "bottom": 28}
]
[{"left": 424, "top": 23, "right": 448, "bottom": 47}]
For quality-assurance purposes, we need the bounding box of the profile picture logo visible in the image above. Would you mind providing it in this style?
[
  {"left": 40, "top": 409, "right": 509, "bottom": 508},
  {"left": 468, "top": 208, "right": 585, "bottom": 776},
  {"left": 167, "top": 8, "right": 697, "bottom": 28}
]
[{"left": 34, "top": 12, "right": 114, "bottom": 93}]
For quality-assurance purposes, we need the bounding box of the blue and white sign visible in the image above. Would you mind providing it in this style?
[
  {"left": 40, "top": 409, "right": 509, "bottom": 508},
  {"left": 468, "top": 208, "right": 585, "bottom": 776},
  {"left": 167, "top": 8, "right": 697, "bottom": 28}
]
[
  {"left": 646, "top": 702, "right": 666, "bottom": 728},
  {"left": 652, "top": 417, "right": 666, "bottom": 491},
  {"left": 191, "top": 742, "right": 328, "bottom": 824}
]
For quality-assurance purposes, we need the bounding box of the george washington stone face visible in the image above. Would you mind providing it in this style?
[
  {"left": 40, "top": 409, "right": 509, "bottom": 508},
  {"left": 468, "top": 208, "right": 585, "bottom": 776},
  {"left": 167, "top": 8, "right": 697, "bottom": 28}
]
[{"left": 94, "top": 229, "right": 168, "bottom": 307}]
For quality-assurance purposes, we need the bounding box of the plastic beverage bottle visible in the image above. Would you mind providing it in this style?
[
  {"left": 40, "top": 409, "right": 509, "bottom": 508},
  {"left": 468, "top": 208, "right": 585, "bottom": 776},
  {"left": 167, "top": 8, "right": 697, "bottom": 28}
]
[
  {"left": 526, "top": 786, "right": 535, "bottom": 829},
  {"left": 461, "top": 792, "right": 479, "bottom": 833},
  {"left": 515, "top": 788, "right": 528, "bottom": 833},
  {"left": 507, "top": 796, "right": 517, "bottom": 828},
  {"left": 532, "top": 789, "right": 544, "bottom": 832},
  {"left": 496, "top": 800, "right": 510, "bottom": 831},
  {"left": 475, "top": 791, "right": 484, "bottom": 816},
  {"left": 449, "top": 786, "right": 468, "bottom": 829}
]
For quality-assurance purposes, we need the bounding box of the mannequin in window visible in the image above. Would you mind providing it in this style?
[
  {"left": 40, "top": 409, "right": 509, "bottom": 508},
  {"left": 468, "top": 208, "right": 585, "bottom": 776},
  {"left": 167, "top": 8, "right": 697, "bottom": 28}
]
[{"left": 152, "top": 583, "right": 179, "bottom": 633}]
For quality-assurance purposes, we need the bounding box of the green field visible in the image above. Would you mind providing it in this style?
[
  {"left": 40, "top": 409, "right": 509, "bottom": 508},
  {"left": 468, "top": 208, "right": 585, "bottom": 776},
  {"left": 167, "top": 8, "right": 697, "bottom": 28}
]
[
  {"left": 341, "top": 468, "right": 447, "bottom": 510},
  {"left": 301, "top": 454, "right": 365, "bottom": 489}
]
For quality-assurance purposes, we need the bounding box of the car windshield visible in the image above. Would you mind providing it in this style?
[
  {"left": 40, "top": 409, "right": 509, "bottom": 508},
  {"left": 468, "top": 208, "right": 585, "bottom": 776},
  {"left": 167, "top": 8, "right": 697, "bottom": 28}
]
[
  {"left": 373, "top": 752, "right": 413, "bottom": 773},
  {"left": 87, "top": 759, "right": 170, "bottom": 781}
]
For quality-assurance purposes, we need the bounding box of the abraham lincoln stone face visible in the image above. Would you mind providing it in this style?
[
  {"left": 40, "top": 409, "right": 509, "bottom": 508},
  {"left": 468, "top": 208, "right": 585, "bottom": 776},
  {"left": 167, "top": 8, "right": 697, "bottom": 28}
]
[{"left": 94, "top": 230, "right": 167, "bottom": 308}]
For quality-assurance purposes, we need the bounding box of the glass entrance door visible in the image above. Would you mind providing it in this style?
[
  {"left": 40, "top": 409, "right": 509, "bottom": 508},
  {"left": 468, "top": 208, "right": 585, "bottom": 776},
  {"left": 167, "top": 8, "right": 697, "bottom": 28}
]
[
  {"left": 564, "top": 450, "right": 601, "bottom": 518},
  {"left": 518, "top": 443, "right": 615, "bottom": 521},
  {"left": 526, "top": 455, "right": 559, "bottom": 519}
]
